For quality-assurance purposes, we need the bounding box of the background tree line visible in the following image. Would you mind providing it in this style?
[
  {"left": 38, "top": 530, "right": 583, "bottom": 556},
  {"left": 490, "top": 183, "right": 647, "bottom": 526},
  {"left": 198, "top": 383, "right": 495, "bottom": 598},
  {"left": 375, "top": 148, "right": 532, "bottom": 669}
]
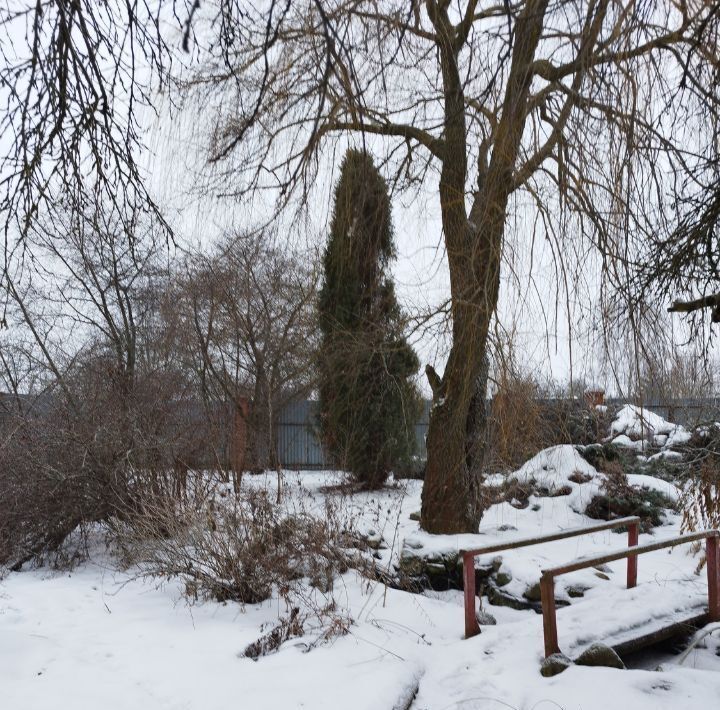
[
  {"left": 0, "top": 148, "right": 423, "bottom": 568},
  {"left": 2, "top": 1, "right": 720, "bottom": 544}
]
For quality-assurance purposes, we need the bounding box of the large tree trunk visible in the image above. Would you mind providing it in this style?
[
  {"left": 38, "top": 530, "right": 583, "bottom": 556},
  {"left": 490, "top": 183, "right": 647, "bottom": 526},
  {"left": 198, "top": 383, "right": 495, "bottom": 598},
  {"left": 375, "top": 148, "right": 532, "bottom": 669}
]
[
  {"left": 420, "top": 244, "right": 498, "bottom": 534},
  {"left": 420, "top": 0, "right": 549, "bottom": 534}
]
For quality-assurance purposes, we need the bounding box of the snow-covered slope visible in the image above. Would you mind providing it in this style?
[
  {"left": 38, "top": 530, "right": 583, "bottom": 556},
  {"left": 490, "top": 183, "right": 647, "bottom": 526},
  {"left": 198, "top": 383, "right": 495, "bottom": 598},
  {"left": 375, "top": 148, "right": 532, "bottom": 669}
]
[{"left": 1, "top": 465, "right": 718, "bottom": 710}]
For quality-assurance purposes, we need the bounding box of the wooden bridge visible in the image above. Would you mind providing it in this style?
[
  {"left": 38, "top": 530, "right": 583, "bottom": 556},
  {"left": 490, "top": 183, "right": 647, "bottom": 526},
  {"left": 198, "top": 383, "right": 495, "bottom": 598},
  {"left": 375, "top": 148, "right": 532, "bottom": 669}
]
[{"left": 461, "top": 517, "right": 720, "bottom": 658}]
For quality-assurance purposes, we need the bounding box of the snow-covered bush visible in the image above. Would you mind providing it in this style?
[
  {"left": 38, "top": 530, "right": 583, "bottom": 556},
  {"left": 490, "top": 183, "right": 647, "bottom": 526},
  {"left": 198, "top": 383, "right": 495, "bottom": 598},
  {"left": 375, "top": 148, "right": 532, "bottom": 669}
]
[
  {"left": 117, "top": 486, "right": 354, "bottom": 606},
  {"left": 584, "top": 471, "right": 677, "bottom": 530}
]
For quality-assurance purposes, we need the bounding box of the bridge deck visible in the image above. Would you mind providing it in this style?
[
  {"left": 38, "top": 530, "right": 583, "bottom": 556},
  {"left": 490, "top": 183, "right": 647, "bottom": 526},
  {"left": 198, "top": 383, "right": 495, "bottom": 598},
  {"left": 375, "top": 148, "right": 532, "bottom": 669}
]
[{"left": 551, "top": 577, "right": 710, "bottom": 658}]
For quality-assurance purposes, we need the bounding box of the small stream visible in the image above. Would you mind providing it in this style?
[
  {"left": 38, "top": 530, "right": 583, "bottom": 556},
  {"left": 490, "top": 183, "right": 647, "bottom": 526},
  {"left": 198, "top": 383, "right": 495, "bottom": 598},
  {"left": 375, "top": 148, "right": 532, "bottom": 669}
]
[{"left": 621, "top": 626, "right": 720, "bottom": 671}]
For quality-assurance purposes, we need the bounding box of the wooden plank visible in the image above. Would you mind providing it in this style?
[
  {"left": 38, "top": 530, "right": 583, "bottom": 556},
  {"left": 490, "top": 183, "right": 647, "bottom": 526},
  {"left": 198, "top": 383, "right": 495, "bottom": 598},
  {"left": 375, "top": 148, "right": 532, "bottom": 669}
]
[
  {"left": 460, "top": 516, "right": 641, "bottom": 557},
  {"left": 610, "top": 613, "right": 708, "bottom": 656}
]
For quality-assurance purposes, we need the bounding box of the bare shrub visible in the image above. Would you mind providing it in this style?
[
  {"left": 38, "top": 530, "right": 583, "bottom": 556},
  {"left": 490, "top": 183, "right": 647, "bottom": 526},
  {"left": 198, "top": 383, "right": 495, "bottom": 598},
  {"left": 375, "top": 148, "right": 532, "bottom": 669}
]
[
  {"left": 484, "top": 364, "right": 605, "bottom": 474},
  {"left": 486, "top": 374, "right": 546, "bottom": 472},
  {"left": 0, "top": 357, "right": 221, "bottom": 570},
  {"left": 243, "top": 608, "right": 304, "bottom": 660},
  {"left": 680, "top": 431, "right": 720, "bottom": 534},
  {"left": 117, "top": 484, "right": 353, "bottom": 606}
]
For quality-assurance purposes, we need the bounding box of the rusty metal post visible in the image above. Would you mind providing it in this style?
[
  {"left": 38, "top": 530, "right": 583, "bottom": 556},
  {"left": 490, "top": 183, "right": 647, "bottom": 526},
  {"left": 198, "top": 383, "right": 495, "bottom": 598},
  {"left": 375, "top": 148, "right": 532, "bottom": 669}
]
[
  {"left": 463, "top": 552, "right": 480, "bottom": 638},
  {"left": 540, "top": 573, "right": 559, "bottom": 657},
  {"left": 707, "top": 535, "right": 720, "bottom": 622},
  {"left": 627, "top": 521, "right": 639, "bottom": 589}
]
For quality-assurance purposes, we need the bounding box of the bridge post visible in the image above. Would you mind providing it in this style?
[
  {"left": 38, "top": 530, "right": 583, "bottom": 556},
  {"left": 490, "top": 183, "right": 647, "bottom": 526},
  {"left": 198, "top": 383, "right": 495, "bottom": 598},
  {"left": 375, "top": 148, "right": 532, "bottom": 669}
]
[
  {"left": 463, "top": 553, "right": 480, "bottom": 638},
  {"left": 707, "top": 535, "right": 720, "bottom": 622},
  {"left": 540, "top": 573, "right": 559, "bottom": 657},
  {"left": 627, "top": 521, "right": 639, "bottom": 588}
]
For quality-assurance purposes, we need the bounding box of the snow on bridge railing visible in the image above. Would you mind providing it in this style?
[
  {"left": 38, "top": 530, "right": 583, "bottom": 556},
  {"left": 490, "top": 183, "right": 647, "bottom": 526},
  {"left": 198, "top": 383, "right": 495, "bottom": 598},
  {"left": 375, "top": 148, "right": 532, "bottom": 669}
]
[
  {"left": 461, "top": 516, "right": 641, "bottom": 639},
  {"left": 539, "top": 529, "right": 720, "bottom": 658}
]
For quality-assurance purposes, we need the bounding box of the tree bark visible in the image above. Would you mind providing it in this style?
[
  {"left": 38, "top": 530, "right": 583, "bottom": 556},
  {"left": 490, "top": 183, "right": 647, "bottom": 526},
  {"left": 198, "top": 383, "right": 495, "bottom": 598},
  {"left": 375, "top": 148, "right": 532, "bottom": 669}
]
[
  {"left": 420, "top": 0, "right": 550, "bottom": 533},
  {"left": 420, "top": 241, "right": 499, "bottom": 533}
]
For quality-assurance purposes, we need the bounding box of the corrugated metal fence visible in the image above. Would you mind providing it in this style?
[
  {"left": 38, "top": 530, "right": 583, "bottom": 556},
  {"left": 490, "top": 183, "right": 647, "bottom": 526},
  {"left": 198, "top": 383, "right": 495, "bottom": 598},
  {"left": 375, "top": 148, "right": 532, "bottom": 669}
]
[
  {"left": 276, "top": 398, "right": 432, "bottom": 469},
  {"left": 276, "top": 400, "right": 328, "bottom": 468},
  {"left": 276, "top": 396, "right": 720, "bottom": 469}
]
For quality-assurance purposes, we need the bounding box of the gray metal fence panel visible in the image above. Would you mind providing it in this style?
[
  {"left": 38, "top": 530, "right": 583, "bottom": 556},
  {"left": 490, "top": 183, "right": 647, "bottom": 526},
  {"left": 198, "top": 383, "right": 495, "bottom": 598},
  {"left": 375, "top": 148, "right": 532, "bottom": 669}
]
[
  {"left": 276, "top": 398, "right": 433, "bottom": 469},
  {"left": 274, "top": 396, "right": 720, "bottom": 469},
  {"left": 276, "top": 400, "right": 328, "bottom": 469}
]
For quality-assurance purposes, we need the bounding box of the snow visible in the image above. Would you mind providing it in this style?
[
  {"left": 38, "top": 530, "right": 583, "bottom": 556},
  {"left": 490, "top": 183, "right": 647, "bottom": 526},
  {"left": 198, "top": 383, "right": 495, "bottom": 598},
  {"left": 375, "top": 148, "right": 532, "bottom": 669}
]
[
  {"left": 610, "top": 405, "right": 678, "bottom": 439},
  {"left": 609, "top": 405, "right": 696, "bottom": 458},
  {"left": 512, "top": 444, "right": 602, "bottom": 512},
  {"left": 2, "top": 463, "right": 719, "bottom": 710},
  {"left": 666, "top": 427, "right": 692, "bottom": 447},
  {"left": 612, "top": 433, "right": 647, "bottom": 451},
  {"left": 625, "top": 474, "right": 681, "bottom": 502}
]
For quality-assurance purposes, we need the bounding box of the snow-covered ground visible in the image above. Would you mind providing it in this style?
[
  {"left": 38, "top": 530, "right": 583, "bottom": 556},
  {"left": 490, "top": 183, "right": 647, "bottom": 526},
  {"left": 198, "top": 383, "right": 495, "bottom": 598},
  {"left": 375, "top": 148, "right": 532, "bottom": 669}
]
[{"left": 2, "top": 448, "right": 720, "bottom": 709}]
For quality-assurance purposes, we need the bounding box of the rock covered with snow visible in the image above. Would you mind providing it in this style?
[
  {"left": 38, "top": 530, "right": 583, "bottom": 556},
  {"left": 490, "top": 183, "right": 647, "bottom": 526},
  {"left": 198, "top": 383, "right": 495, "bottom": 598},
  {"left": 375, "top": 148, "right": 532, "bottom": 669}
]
[
  {"left": 540, "top": 653, "right": 573, "bottom": 677},
  {"left": 609, "top": 404, "right": 691, "bottom": 454},
  {"left": 574, "top": 642, "right": 625, "bottom": 670},
  {"left": 513, "top": 444, "right": 602, "bottom": 513}
]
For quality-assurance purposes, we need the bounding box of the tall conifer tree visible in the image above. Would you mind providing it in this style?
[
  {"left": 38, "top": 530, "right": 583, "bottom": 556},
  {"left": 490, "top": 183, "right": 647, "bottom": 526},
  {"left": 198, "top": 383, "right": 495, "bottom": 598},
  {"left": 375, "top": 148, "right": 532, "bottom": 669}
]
[{"left": 319, "top": 149, "right": 420, "bottom": 488}]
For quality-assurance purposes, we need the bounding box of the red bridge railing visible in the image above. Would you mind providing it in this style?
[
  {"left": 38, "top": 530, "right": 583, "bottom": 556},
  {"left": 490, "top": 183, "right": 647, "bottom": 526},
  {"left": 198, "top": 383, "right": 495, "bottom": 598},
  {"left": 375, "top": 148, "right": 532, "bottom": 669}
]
[
  {"left": 540, "top": 529, "right": 720, "bottom": 657},
  {"left": 461, "top": 516, "right": 641, "bottom": 638}
]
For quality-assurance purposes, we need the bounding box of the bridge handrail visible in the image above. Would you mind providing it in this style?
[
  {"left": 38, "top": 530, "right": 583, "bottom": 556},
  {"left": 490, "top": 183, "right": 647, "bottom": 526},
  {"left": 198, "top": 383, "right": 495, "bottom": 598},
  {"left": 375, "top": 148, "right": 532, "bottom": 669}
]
[
  {"left": 539, "top": 529, "right": 720, "bottom": 657},
  {"left": 462, "top": 516, "right": 641, "bottom": 638}
]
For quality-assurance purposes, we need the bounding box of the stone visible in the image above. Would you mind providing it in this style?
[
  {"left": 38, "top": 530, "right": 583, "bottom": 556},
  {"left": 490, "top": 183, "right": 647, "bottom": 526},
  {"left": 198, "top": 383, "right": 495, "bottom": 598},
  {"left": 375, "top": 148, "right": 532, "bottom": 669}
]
[
  {"left": 566, "top": 584, "right": 590, "bottom": 598},
  {"left": 540, "top": 653, "right": 573, "bottom": 677},
  {"left": 409, "top": 511, "right": 421, "bottom": 521},
  {"left": 594, "top": 571, "right": 610, "bottom": 581},
  {"left": 476, "top": 609, "right": 497, "bottom": 626},
  {"left": 497, "top": 524, "right": 518, "bottom": 532},
  {"left": 575, "top": 642, "right": 625, "bottom": 669},
  {"left": 487, "top": 585, "right": 570, "bottom": 612},
  {"left": 523, "top": 581, "right": 542, "bottom": 602},
  {"left": 494, "top": 570, "right": 512, "bottom": 587},
  {"left": 397, "top": 545, "right": 462, "bottom": 590},
  {"left": 398, "top": 552, "right": 425, "bottom": 577},
  {"left": 487, "top": 585, "right": 535, "bottom": 611},
  {"left": 473, "top": 562, "right": 496, "bottom": 582}
]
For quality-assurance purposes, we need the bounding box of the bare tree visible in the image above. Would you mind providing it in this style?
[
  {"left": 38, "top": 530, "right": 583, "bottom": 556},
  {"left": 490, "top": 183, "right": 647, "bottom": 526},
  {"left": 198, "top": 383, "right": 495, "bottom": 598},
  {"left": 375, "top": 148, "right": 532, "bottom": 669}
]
[
  {"left": 5, "top": 2, "right": 720, "bottom": 534},
  {"left": 184, "top": 1, "right": 720, "bottom": 532},
  {"left": 0, "top": 1, "right": 185, "bottom": 249},
  {"left": 184, "top": 229, "right": 318, "bottom": 476}
]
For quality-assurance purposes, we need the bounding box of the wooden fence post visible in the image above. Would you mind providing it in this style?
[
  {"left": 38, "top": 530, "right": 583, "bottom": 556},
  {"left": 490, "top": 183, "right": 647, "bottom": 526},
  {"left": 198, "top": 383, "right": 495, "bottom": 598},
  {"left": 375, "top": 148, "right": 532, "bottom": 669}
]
[
  {"left": 540, "top": 573, "right": 559, "bottom": 657},
  {"left": 627, "top": 521, "right": 639, "bottom": 588},
  {"left": 707, "top": 535, "right": 720, "bottom": 622},
  {"left": 463, "top": 553, "right": 480, "bottom": 638}
]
